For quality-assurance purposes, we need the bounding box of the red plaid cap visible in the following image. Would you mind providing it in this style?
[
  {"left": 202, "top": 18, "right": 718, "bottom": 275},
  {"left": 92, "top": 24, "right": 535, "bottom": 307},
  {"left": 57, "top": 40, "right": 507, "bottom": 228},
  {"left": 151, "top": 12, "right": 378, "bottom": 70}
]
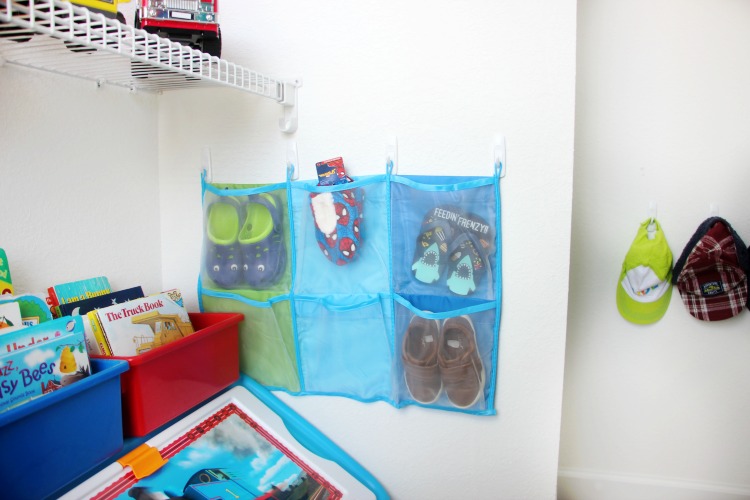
[{"left": 675, "top": 220, "right": 748, "bottom": 321}]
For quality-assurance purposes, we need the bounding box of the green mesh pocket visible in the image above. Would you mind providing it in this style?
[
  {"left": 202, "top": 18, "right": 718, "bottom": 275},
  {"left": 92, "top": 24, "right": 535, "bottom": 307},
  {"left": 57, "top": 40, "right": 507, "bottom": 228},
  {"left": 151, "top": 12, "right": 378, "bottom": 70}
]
[{"left": 201, "top": 294, "right": 299, "bottom": 392}]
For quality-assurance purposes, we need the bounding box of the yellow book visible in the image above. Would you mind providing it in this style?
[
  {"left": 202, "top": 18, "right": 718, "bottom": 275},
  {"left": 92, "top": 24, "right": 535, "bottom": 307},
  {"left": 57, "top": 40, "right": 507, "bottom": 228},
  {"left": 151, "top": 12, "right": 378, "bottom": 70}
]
[{"left": 87, "top": 310, "right": 111, "bottom": 356}]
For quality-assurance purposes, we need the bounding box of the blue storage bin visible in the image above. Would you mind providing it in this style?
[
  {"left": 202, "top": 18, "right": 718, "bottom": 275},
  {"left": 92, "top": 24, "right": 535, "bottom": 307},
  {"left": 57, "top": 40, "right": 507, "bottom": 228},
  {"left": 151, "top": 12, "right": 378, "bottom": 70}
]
[{"left": 0, "top": 358, "right": 129, "bottom": 499}]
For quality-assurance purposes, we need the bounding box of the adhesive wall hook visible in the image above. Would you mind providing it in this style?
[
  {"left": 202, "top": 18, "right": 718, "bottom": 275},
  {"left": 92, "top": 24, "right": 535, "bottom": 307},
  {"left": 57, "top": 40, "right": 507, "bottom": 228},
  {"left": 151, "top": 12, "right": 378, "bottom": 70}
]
[
  {"left": 278, "top": 79, "right": 301, "bottom": 134},
  {"left": 279, "top": 104, "right": 298, "bottom": 134},
  {"left": 201, "top": 146, "right": 213, "bottom": 182},
  {"left": 647, "top": 202, "right": 657, "bottom": 239},
  {"left": 286, "top": 141, "right": 299, "bottom": 180},
  {"left": 494, "top": 135, "right": 506, "bottom": 178},
  {"left": 709, "top": 203, "right": 720, "bottom": 217},
  {"left": 386, "top": 137, "right": 398, "bottom": 175}
]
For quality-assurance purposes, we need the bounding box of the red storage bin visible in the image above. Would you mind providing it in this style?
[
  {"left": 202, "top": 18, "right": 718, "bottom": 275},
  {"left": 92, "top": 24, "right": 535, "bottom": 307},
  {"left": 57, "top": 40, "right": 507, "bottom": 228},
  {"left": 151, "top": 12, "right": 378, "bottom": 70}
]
[{"left": 93, "top": 312, "right": 243, "bottom": 437}]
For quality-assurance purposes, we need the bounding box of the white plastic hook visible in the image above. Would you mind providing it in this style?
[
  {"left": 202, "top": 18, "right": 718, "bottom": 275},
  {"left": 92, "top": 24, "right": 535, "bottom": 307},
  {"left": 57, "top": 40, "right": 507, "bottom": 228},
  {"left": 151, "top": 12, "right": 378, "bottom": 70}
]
[
  {"left": 286, "top": 141, "right": 299, "bottom": 180},
  {"left": 386, "top": 136, "right": 398, "bottom": 174},
  {"left": 279, "top": 103, "right": 298, "bottom": 134},
  {"left": 278, "top": 79, "right": 301, "bottom": 134},
  {"left": 709, "top": 203, "right": 720, "bottom": 217},
  {"left": 647, "top": 202, "right": 657, "bottom": 239},
  {"left": 201, "top": 146, "right": 213, "bottom": 182},
  {"left": 494, "top": 135, "right": 506, "bottom": 178}
]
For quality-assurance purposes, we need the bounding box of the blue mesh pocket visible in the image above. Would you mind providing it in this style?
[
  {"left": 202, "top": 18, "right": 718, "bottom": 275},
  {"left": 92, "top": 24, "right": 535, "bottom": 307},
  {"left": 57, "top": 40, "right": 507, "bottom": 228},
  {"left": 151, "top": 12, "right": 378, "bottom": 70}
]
[
  {"left": 294, "top": 294, "right": 393, "bottom": 401},
  {"left": 391, "top": 176, "right": 498, "bottom": 302},
  {"left": 291, "top": 176, "right": 389, "bottom": 295},
  {"left": 394, "top": 294, "right": 497, "bottom": 414}
]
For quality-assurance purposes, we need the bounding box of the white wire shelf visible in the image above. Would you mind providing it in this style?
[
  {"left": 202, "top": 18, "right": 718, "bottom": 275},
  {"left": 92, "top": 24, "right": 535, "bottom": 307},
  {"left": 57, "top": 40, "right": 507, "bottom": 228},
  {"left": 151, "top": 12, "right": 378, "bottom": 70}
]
[{"left": 0, "top": 0, "right": 297, "bottom": 111}]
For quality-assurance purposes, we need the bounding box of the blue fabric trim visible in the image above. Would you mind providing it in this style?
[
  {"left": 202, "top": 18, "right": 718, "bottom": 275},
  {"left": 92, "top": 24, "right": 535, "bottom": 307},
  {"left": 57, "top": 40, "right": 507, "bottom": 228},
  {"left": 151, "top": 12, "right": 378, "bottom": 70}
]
[
  {"left": 267, "top": 385, "right": 495, "bottom": 417},
  {"left": 200, "top": 287, "right": 291, "bottom": 308},
  {"left": 197, "top": 276, "right": 205, "bottom": 311},
  {"left": 390, "top": 174, "right": 495, "bottom": 191},
  {"left": 204, "top": 181, "right": 288, "bottom": 197},
  {"left": 393, "top": 294, "right": 496, "bottom": 319},
  {"left": 294, "top": 293, "right": 383, "bottom": 312},
  {"left": 488, "top": 170, "right": 503, "bottom": 411},
  {"left": 281, "top": 388, "right": 394, "bottom": 405},
  {"left": 385, "top": 163, "right": 396, "bottom": 359},
  {"left": 285, "top": 167, "right": 305, "bottom": 393},
  {"left": 291, "top": 174, "right": 387, "bottom": 193},
  {"left": 394, "top": 397, "right": 497, "bottom": 416},
  {"left": 197, "top": 179, "right": 207, "bottom": 312},
  {"left": 237, "top": 376, "right": 390, "bottom": 500}
]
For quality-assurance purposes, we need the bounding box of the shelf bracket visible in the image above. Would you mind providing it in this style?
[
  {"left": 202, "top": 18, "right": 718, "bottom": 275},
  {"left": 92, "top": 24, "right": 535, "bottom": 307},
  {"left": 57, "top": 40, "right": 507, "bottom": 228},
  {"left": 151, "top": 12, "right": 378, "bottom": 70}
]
[{"left": 279, "top": 79, "right": 301, "bottom": 134}]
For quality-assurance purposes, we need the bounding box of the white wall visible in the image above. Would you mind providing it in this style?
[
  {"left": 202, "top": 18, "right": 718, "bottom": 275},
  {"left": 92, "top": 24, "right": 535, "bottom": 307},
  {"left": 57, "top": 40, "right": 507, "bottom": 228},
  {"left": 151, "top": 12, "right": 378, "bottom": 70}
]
[
  {"left": 2, "top": 1, "right": 576, "bottom": 498},
  {"left": 159, "top": 1, "right": 576, "bottom": 499},
  {"left": 559, "top": 1, "right": 750, "bottom": 499},
  {"left": 0, "top": 63, "right": 163, "bottom": 298}
]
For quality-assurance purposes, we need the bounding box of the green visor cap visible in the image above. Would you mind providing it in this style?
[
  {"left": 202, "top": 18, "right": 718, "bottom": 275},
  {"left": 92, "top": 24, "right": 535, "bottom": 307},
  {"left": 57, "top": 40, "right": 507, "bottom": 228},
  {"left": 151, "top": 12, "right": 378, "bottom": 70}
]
[{"left": 616, "top": 219, "right": 674, "bottom": 324}]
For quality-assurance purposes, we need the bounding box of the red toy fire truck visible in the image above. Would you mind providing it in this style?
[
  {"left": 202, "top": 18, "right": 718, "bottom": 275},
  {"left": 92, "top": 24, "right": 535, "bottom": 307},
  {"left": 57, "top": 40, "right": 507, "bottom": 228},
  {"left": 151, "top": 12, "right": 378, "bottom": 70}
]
[{"left": 134, "top": 0, "right": 221, "bottom": 58}]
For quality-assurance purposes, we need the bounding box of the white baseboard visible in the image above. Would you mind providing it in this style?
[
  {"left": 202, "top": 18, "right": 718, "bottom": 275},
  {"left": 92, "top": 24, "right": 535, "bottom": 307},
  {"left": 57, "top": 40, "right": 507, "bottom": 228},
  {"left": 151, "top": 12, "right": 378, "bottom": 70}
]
[{"left": 558, "top": 468, "right": 750, "bottom": 500}]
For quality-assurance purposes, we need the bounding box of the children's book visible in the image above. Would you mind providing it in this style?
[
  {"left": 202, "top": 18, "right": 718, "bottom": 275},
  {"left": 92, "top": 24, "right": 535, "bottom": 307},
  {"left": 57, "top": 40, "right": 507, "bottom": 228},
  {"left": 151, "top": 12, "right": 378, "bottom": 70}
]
[
  {"left": 57, "top": 286, "right": 145, "bottom": 317},
  {"left": 95, "top": 289, "right": 194, "bottom": 356},
  {"left": 0, "top": 293, "right": 53, "bottom": 329},
  {"left": 0, "top": 316, "right": 90, "bottom": 414},
  {"left": 1, "top": 313, "right": 75, "bottom": 354},
  {"left": 0, "top": 248, "right": 13, "bottom": 296},
  {"left": 47, "top": 276, "right": 111, "bottom": 318},
  {"left": 57, "top": 287, "right": 145, "bottom": 355},
  {"left": 0, "top": 302, "right": 23, "bottom": 334},
  {"left": 60, "top": 379, "right": 386, "bottom": 499}
]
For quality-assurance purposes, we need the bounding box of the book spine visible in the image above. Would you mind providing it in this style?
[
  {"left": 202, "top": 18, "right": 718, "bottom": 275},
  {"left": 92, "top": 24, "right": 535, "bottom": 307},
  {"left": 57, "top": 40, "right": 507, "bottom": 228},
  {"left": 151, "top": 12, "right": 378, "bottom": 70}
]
[
  {"left": 46, "top": 286, "right": 60, "bottom": 319},
  {"left": 0, "top": 248, "right": 12, "bottom": 295},
  {"left": 88, "top": 311, "right": 111, "bottom": 356},
  {"left": 80, "top": 314, "right": 101, "bottom": 356}
]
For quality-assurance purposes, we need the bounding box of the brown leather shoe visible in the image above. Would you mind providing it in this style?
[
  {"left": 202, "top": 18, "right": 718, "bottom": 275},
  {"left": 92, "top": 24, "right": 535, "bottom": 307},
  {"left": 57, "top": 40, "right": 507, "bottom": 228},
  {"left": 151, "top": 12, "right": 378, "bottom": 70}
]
[
  {"left": 402, "top": 316, "right": 442, "bottom": 404},
  {"left": 438, "top": 316, "right": 485, "bottom": 408}
]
